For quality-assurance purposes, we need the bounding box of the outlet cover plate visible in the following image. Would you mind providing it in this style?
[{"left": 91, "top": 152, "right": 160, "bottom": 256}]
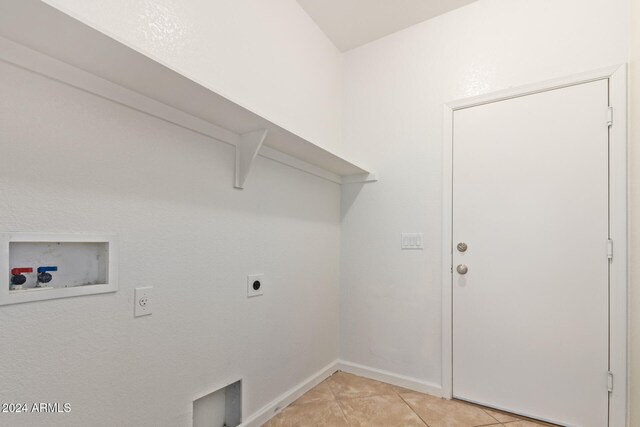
[
  {"left": 247, "top": 274, "right": 264, "bottom": 298},
  {"left": 134, "top": 286, "right": 152, "bottom": 317}
]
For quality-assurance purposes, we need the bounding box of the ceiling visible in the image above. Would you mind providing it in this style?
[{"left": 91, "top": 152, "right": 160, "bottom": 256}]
[{"left": 297, "top": 0, "right": 478, "bottom": 52}]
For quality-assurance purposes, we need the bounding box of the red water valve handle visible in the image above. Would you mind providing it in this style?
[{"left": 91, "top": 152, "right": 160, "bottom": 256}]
[{"left": 11, "top": 267, "right": 33, "bottom": 275}]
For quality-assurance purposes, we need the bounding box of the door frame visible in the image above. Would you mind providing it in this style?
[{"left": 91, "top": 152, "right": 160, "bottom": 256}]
[{"left": 441, "top": 65, "right": 628, "bottom": 426}]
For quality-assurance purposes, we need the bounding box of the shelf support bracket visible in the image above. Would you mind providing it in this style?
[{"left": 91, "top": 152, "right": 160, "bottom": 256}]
[
  {"left": 341, "top": 172, "right": 379, "bottom": 184},
  {"left": 234, "top": 129, "right": 268, "bottom": 189}
]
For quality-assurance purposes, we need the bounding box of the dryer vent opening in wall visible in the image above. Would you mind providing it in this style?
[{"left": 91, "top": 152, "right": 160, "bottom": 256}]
[{"left": 193, "top": 380, "right": 241, "bottom": 427}]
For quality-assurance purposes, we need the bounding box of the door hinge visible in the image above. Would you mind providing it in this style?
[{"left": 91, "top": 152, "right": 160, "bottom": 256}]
[
  {"left": 607, "top": 239, "right": 613, "bottom": 260},
  {"left": 607, "top": 371, "right": 614, "bottom": 392},
  {"left": 607, "top": 106, "right": 613, "bottom": 127}
]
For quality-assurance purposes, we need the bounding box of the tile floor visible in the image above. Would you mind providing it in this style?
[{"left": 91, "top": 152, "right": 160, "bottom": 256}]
[{"left": 263, "top": 372, "right": 558, "bottom": 427}]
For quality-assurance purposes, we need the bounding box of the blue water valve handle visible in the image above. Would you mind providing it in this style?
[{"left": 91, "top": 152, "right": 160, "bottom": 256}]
[{"left": 37, "top": 266, "right": 58, "bottom": 285}]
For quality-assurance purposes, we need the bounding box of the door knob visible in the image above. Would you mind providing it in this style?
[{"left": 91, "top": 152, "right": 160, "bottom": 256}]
[{"left": 456, "top": 264, "right": 468, "bottom": 275}]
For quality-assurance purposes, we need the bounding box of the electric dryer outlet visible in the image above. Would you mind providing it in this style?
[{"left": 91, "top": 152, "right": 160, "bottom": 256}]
[{"left": 247, "top": 274, "right": 264, "bottom": 297}]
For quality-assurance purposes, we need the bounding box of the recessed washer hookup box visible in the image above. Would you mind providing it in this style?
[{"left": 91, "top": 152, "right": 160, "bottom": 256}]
[{"left": 0, "top": 233, "right": 118, "bottom": 305}]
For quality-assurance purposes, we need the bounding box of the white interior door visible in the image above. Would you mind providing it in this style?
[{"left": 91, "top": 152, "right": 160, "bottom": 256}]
[{"left": 452, "top": 80, "right": 610, "bottom": 427}]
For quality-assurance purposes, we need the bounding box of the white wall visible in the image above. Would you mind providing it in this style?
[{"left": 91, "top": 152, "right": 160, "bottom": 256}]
[
  {"left": 46, "top": 0, "right": 344, "bottom": 155},
  {"left": 0, "top": 2, "right": 343, "bottom": 424},
  {"left": 0, "top": 58, "right": 340, "bottom": 426},
  {"left": 629, "top": 0, "right": 640, "bottom": 423},
  {"left": 2, "top": 0, "right": 636, "bottom": 425},
  {"left": 340, "top": 0, "right": 629, "bottom": 391}
]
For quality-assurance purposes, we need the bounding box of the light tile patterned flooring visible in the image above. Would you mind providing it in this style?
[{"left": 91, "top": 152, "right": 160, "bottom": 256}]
[{"left": 263, "top": 372, "right": 558, "bottom": 427}]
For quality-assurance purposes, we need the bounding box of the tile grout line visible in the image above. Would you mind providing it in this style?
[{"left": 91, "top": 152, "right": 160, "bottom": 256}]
[
  {"left": 336, "top": 373, "right": 525, "bottom": 427},
  {"left": 395, "top": 390, "right": 508, "bottom": 427},
  {"left": 480, "top": 407, "right": 502, "bottom": 425},
  {"left": 459, "top": 399, "right": 528, "bottom": 426},
  {"left": 327, "top": 373, "right": 353, "bottom": 427},
  {"left": 316, "top": 373, "right": 521, "bottom": 427},
  {"left": 333, "top": 372, "right": 431, "bottom": 427},
  {"left": 334, "top": 399, "right": 353, "bottom": 427},
  {"left": 396, "top": 391, "right": 431, "bottom": 427}
]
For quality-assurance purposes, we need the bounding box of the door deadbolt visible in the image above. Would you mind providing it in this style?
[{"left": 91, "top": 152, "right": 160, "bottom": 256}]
[
  {"left": 456, "top": 264, "right": 468, "bottom": 275},
  {"left": 457, "top": 242, "right": 468, "bottom": 252}
]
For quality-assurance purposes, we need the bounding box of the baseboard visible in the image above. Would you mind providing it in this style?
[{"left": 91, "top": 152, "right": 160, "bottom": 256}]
[
  {"left": 240, "top": 359, "right": 444, "bottom": 427},
  {"left": 336, "top": 360, "right": 444, "bottom": 398},
  {"left": 240, "top": 360, "right": 340, "bottom": 427}
]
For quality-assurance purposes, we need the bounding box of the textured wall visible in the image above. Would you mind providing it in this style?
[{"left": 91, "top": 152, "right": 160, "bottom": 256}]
[
  {"left": 629, "top": 0, "right": 640, "bottom": 423},
  {"left": 340, "top": 0, "right": 629, "bottom": 391},
  {"left": 46, "top": 0, "right": 344, "bottom": 155},
  {"left": 2, "top": 0, "right": 636, "bottom": 425},
  {"left": 0, "top": 59, "right": 340, "bottom": 426}
]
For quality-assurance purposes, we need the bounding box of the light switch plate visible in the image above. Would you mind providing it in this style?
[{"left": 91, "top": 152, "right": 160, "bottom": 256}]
[
  {"left": 247, "top": 274, "right": 264, "bottom": 297},
  {"left": 401, "top": 233, "right": 424, "bottom": 249},
  {"left": 134, "top": 287, "right": 152, "bottom": 317}
]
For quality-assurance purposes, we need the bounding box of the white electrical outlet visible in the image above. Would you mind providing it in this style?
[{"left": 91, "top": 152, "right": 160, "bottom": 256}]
[
  {"left": 134, "top": 287, "right": 152, "bottom": 317},
  {"left": 247, "top": 274, "right": 264, "bottom": 298}
]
